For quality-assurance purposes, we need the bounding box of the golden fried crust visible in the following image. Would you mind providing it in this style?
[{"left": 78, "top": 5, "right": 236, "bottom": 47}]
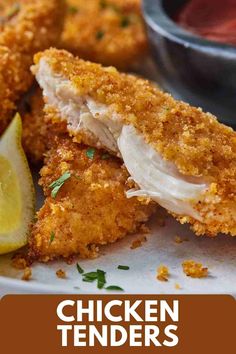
[
  {"left": 34, "top": 49, "right": 236, "bottom": 236},
  {"left": 20, "top": 87, "right": 67, "bottom": 163},
  {"left": 0, "top": 0, "right": 66, "bottom": 131},
  {"left": 29, "top": 136, "right": 156, "bottom": 262},
  {"left": 60, "top": 0, "right": 147, "bottom": 69}
]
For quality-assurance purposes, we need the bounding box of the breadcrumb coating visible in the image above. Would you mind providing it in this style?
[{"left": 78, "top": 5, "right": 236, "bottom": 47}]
[
  {"left": 61, "top": 0, "right": 147, "bottom": 69},
  {"left": 20, "top": 87, "right": 66, "bottom": 163},
  {"left": 33, "top": 49, "right": 236, "bottom": 237},
  {"left": 28, "top": 136, "right": 156, "bottom": 262},
  {"left": 0, "top": 0, "right": 65, "bottom": 131}
]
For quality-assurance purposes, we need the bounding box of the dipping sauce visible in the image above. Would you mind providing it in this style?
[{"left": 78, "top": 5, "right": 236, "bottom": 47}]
[{"left": 176, "top": 0, "right": 236, "bottom": 46}]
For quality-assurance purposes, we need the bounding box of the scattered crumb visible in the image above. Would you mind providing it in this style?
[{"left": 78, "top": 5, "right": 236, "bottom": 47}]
[
  {"left": 22, "top": 267, "right": 32, "bottom": 281},
  {"left": 174, "top": 235, "right": 183, "bottom": 244},
  {"left": 156, "top": 265, "right": 169, "bottom": 282},
  {"left": 174, "top": 235, "right": 189, "bottom": 244},
  {"left": 130, "top": 236, "right": 147, "bottom": 249},
  {"left": 12, "top": 254, "right": 27, "bottom": 270},
  {"left": 175, "top": 283, "right": 181, "bottom": 290},
  {"left": 139, "top": 224, "right": 150, "bottom": 234},
  {"left": 56, "top": 269, "right": 66, "bottom": 279},
  {"left": 182, "top": 260, "right": 208, "bottom": 278}
]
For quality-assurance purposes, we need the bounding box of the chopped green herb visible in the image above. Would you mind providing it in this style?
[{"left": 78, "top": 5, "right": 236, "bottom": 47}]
[
  {"left": 83, "top": 278, "right": 95, "bottom": 283},
  {"left": 49, "top": 171, "right": 71, "bottom": 198},
  {"left": 120, "top": 16, "right": 130, "bottom": 28},
  {"left": 96, "top": 30, "right": 105, "bottom": 40},
  {"left": 100, "top": 0, "right": 120, "bottom": 13},
  {"left": 100, "top": 0, "right": 107, "bottom": 9},
  {"left": 110, "top": 4, "right": 120, "bottom": 13},
  {"left": 49, "top": 232, "right": 55, "bottom": 244},
  {"left": 97, "top": 269, "right": 106, "bottom": 289},
  {"left": 83, "top": 271, "right": 98, "bottom": 280},
  {"left": 6, "top": 3, "right": 20, "bottom": 18},
  {"left": 68, "top": 5, "right": 78, "bottom": 15},
  {"left": 76, "top": 263, "right": 84, "bottom": 274},
  {"left": 118, "top": 265, "right": 130, "bottom": 270},
  {"left": 106, "top": 285, "right": 124, "bottom": 291},
  {"left": 86, "top": 147, "right": 96, "bottom": 159},
  {"left": 81, "top": 269, "right": 107, "bottom": 289},
  {"left": 101, "top": 153, "right": 110, "bottom": 160}
]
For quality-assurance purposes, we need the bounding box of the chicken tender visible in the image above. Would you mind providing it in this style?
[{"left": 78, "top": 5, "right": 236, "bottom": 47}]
[
  {"left": 33, "top": 48, "right": 236, "bottom": 237},
  {"left": 61, "top": 0, "right": 147, "bottom": 69},
  {"left": 29, "top": 136, "right": 156, "bottom": 262},
  {"left": 0, "top": 0, "right": 65, "bottom": 132}
]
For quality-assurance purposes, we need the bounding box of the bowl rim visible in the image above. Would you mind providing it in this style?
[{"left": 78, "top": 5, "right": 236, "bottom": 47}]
[{"left": 142, "top": 0, "right": 236, "bottom": 58}]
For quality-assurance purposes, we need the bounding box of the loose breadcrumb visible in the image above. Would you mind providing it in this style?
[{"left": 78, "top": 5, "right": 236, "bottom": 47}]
[
  {"left": 22, "top": 267, "right": 32, "bottom": 281},
  {"left": 174, "top": 235, "right": 189, "bottom": 244},
  {"left": 56, "top": 269, "right": 66, "bottom": 279},
  {"left": 130, "top": 235, "right": 147, "bottom": 249},
  {"left": 182, "top": 260, "right": 208, "bottom": 278},
  {"left": 157, "top": 265, "right": 169, "bottom": 282},
  {"left": 12, "top": 254, "right": 28, "bottom": 270},
  {"left": 139, "top": 224, "right": 151, "bottom": 234},
  {"left": 175, "top": 283, "right": 181, "bottom": 290},
  {"left": 174, "top": 235, "right": 183, "bottom": 244}
]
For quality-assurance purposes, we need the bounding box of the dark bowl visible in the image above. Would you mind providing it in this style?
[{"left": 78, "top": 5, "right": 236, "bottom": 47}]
[{"left": 142, "top": 0, "right": 236, "bottom": 127}]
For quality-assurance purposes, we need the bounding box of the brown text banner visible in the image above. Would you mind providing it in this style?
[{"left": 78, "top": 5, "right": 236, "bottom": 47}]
[{"left": 0, "top": 295, "right": 235, "bottom": 353}]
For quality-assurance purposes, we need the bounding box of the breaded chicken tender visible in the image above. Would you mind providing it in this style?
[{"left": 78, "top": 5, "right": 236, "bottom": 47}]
[
  {"left": 33, "top": 48, "right": 236, "bottom": 237},
  {"left": 61, "top": 0, "right": 147, "bottom": 69},
  {"left": 0, "top": 0, "right": 65, "bottom": 131},
  {"left": 29, "top": 136, "right": 155, "bottom": 262}
]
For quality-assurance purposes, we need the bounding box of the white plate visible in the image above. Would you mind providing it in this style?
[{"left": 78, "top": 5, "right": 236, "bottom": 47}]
[{"left": 0, "top": 213, "right": 236, "bottom": 296}]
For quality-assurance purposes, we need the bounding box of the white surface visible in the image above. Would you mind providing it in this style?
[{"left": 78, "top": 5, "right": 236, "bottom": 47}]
[{"left": 0, "top": 214, "right": 235, "bottom": 296}]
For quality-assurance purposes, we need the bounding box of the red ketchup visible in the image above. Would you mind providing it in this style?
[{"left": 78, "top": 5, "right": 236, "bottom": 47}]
[{"left": 176, "top": 0, "right": 236, "bottom": 46}]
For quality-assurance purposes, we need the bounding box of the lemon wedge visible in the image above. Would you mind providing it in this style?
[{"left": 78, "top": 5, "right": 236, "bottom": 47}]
[{"left": 0, "top": 114, "right": 35, "bottom": 254}]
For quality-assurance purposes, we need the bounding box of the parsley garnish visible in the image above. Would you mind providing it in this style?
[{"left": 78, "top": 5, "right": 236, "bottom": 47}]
[
  {"left": 106, "top": 285, "right": 124, "bottom": 291},
  {"left": 76, "top": 263, "right": 84, "bottom": 274},
  {"left": 118, "top": 265, "right": 130, "bottom": 270},
  {"left": 6, "top": 3, "right": 20, "bottom": 18},
  {"left": 97, "top": 269, "right": 106, "bottom": 289},
  {"left": 120, "top": 16, "right": 130, "bottom": 28},
  {"left": 100, "top": 0, "right": 107, "bottom": 9},
  {"left": 77, "top": 266, "right": 124, "bottom": 291},
  {"left": 83, "top": 271, "right": 98, "bottom": 280},
  {"left": 82, "top": 269, "right": 106, "bottom": 289},
  {"left": 86, "top": 147, "right": 96, "bottom": 159},
  {"left": 100, "top": 0, "right": 119, "bottom": 13},
  {"left": 96, "top": 30, "right": 105, "bottom": 40},
  {"left": 68, "top": 5, "right": 78, "bottom": 15},
  {"left": 49, "top": 171, "right": 71, "bottom": 198},
  {"left": 49, "top": 232, "right": 55, "bottom": 244}
]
